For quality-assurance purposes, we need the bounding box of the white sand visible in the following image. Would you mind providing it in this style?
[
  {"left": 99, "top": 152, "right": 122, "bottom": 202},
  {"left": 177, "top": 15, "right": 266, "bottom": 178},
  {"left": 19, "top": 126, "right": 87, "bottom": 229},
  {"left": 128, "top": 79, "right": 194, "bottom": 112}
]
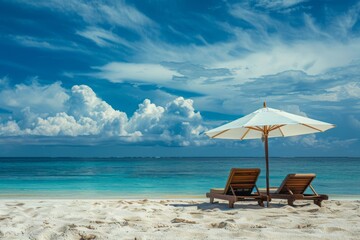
[{"left": 0, "top": 199, "right": 359, "bottom": 240}]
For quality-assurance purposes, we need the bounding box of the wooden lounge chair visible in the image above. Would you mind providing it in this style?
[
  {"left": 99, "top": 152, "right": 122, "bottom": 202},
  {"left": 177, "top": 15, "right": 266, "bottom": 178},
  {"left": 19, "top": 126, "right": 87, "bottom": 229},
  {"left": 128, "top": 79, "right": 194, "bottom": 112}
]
[
  {"left": 206, "top": 168, "right": 266, "bottom": 208},
  {"left": 260, "top": 174, "right": 328, "bottom": 207}
]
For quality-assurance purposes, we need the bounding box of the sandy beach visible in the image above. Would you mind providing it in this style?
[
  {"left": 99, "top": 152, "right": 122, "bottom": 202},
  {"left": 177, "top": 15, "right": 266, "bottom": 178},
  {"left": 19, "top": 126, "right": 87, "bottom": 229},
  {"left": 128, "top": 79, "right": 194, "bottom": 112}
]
[{"left": 0, "top": 199, "right": 359, "bottom": 240}]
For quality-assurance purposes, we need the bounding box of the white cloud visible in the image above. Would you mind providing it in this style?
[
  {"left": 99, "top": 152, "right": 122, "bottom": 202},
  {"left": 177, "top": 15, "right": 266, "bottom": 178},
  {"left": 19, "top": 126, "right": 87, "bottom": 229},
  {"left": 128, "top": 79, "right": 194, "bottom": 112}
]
[
  {"left": 93, "top": 62, "right": 183, "bottom": 84},
  {"left": 19, "top": 0, "right": 154, "bottom": 33},
  {"left": 288, "top": 134, "right": 318, "bottom": 147},
  {"left": 214, "top": 39, "right": 360, "bottom": 78},
  {"left": 13, "top": 0, "right": 360, "bottom": 85},
  {"left": 166, "top": 97, "right": 201, "bottom": 119},
  {"left": 90, "top": 61, "right": 237, "bottom": 100},
  {"left": 0, "top": 121, "right": 21, "bottom": 136},
  {"left": 96, "top": 1, "right": 154, "bottom": 32},
  {"left": 11, "top": 0, "right": 156, "bottom": 54},
  {"left": 287, "top": 134, "right": 357, "bottom": 149},
  {"left": 303, "top": 14, "right": 332, "bottom": 39},
  {"left": 0, "top": 81, "right": 347, "bottom": 150},
  {"left": 0, "top": 82, "right": 206, "bottom": 146},
  {"left": 255, "top": 0, "right": 307, "bottom": 11},
  {"left": 301, "top": 82, "right": 360, "bottom": 102},
  {"left": 0, "top": 84, "right": 129, "bottom": 137},
  {"left": 76, "top": 27, "right": 133, "bottom": 48},
  {"left": 329, "top": 2, "right": 360, "bottom": 38},
  {"left": 278, "top": 105, "right": 308, "bottom": 117},
  {"left": 12, "top": 35, "right": 81, "bottom": 52},
  {"left": 66, "top": 85, "right": 130, "bottom": 137},
  {"left": 30, "top": 112, "right": 88, "bottom": 136},
  {"left": 229, "top": 4, "right": 276, "bottom": 35},
  {"left": 90, "top": 48, "right": 360, "bottom": 117},
  {"left": 126, "top": 97, "right": 207, "bottom": 146},
  {"left": 327, "top": 82, "right": 360, "bottom": 100},
  {"left": 161, "top": 97, "right": 206, "bottom": 146},
  {"left": 0, "top": 76, "right": 9, "bottom": 86},
  {"left": 349, "top": 115, "right": 360, "bottom": 129},
  {"left": 0, "top": 80, "right": 69, "bottom": 114},
  {"left": 127, "top": 99, "right": 164, "bottom": 134}
]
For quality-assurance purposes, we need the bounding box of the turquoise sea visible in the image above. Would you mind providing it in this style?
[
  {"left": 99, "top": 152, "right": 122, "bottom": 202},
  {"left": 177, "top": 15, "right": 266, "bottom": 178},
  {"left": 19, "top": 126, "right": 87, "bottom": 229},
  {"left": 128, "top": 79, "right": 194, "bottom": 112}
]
[{"left": 0, "top": 157, "right": 359, "bottom": 199}]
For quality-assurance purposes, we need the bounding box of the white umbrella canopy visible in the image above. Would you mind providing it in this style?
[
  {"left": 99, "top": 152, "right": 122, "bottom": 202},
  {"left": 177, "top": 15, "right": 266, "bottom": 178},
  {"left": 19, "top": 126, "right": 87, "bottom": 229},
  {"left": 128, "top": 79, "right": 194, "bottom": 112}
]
[
  {"left": 206, "top": 106, "right": 335, "bottom": 139},
  {"left": 205, "top": 102, "right": 335, "bottom": 206}
]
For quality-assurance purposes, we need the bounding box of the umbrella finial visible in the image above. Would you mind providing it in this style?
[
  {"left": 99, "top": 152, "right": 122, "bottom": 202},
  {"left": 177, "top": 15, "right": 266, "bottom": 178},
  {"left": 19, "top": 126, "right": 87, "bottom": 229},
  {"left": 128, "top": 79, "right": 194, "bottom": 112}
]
[{"left": 263, "top": 101, "right": 267, "bottom": 108}]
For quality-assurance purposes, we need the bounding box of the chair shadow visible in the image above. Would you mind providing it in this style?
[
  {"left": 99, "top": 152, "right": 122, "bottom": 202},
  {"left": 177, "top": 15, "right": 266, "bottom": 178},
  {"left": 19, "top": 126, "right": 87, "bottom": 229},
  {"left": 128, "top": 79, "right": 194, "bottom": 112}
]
[
  {"left": 170, "top": 202, "right": 268, "bottom": 210},
  {"left": 170, "top": 200, "right": 313, "bottom": 210}
]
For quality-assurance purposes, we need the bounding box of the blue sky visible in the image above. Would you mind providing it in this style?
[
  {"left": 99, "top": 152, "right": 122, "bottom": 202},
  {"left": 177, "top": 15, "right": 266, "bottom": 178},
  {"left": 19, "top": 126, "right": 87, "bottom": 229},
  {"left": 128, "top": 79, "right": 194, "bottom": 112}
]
[{"left": 0, "top": 0, "right": 359, "bottom": 157}]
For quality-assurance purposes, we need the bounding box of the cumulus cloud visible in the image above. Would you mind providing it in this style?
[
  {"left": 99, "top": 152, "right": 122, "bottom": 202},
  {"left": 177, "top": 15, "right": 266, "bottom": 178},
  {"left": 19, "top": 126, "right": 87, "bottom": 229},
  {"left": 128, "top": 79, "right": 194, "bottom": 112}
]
[
  {"left": 161, "top": 97, "right": 206, "bottom": 146},
  {"left": 0, "top": 81, "right": 345, "bottom": 150},
  {"left": 67, "top": 85, "right": 129, "bottom": 135},
  {"left": 126, "top": 97, "right": 207, "bottom": 146},
  {"left": 0, "top": 121, "right": 21, "bottom": 136},
  {"left": 0, "top": 82, "right": 206, "bottom": 146},
  {"left": 0, "top": 80, "right": 69, "bottom": 114},
  {"left": 126, "top": 99, "right": 164, "bottom": 134}
]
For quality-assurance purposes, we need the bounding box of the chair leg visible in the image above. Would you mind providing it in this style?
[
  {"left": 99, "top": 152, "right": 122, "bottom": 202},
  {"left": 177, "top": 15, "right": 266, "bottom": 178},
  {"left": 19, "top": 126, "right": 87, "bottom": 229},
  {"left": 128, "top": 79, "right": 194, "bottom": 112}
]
[
  {"left": 288, "top": 199, "right": 295, "bottom": 206},
  {"left": 258, "top": 200, "right": 264, "bottom": 207},
  {"left": 210, "top": 197, "right": 214, "bottom": 204},
  {"left": 314, "top": 199, "right": 322, "bottom": 207},
  {"left": 228, "top": 201, "right": 234, "bottom": 208}
]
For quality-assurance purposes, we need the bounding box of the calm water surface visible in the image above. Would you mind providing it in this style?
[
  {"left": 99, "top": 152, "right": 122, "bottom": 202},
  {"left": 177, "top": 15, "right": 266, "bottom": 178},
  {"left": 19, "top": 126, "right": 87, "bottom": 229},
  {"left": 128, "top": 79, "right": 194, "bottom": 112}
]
[{"left": 0, "top": 157, "right": 359, "bottom": 198}]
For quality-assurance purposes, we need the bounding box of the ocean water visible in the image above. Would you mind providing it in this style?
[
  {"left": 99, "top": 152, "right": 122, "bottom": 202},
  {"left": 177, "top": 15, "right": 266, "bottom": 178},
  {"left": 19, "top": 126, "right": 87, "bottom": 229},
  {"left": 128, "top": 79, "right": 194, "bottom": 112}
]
[{"left": 0, "top": 157, "right": 359, "bottom": 199}]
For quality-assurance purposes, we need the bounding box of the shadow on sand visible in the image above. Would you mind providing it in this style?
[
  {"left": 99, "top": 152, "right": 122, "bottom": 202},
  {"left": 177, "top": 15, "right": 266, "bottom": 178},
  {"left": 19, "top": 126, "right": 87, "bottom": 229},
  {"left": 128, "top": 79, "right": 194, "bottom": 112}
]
[{"left": 170, "top": 200, "right": 313, "bottom": 211}]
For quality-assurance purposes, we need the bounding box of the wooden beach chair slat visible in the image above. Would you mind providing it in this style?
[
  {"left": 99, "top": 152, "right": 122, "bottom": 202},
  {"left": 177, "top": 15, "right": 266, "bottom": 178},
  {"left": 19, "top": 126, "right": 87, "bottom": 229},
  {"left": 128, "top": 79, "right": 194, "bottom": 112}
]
[
  {"left": 260, "top": 173, "right": 328, "bottom": 207},
  {"left": 206, "top": 168, "right": 267, "bottom": 208}
]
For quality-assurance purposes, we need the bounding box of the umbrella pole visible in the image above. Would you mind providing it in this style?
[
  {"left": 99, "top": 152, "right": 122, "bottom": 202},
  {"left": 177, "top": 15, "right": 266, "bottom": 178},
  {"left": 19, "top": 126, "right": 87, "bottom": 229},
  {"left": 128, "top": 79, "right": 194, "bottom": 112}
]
[{"left": 264, "top": 134, "right": 270, "bottom": 207}]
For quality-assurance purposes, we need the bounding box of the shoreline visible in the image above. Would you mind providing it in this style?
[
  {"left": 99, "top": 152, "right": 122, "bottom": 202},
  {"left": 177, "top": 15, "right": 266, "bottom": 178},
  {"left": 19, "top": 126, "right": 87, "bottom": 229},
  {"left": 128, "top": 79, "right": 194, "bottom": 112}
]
[{"left": 0, "top": 194, "right": 359, "bottom": 200}]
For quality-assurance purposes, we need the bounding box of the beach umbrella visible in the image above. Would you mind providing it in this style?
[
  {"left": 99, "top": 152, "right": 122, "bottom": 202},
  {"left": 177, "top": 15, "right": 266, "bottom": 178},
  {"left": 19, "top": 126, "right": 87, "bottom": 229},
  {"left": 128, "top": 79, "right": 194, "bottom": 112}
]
[{"left": 205, "top": 102, "right": 335, "bottom": 206}]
